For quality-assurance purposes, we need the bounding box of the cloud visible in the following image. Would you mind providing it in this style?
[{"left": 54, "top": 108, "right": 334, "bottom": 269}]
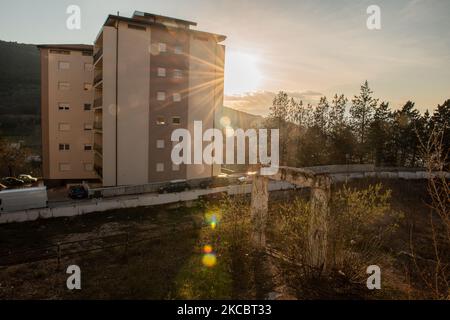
[{"left": 224, "top": 90, "right": 323, "bottom": 116}]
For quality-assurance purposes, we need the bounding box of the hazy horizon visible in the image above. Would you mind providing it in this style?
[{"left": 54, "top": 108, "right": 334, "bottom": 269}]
[{"left": 1, "top": 0, "right": 449, "bottom": 115}]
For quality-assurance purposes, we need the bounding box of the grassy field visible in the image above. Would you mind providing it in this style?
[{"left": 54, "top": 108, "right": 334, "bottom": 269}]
[{"left": 0, "top": 179, "right": 446, "bottom": 299}]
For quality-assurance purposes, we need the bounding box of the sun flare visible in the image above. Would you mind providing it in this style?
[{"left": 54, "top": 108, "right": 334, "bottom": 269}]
[{"left": 224, "top": 51, "right": 262, "bottom": 95}]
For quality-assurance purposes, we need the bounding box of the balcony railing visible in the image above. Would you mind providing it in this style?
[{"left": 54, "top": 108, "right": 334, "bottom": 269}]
[
  {"left": 93, "top": 97, "right": 103, "bottom": 109},
  {"left": 93, "top": 72, "right": 103, "bottom": 86},
  {"left": 94, "top": 143, "right": 103, "bottom": 154},
  {"left": 94, "top": 164, "right": 103, "bottom": 179},
  {"left": 94, "top": 121, "right": 103, "bottom": 130},
  {"left": 93, "top": 48, "right": 103, "bottom": 64}
]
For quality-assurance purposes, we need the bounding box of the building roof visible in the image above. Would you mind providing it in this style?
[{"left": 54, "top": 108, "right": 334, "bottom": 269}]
[
  {"left": 36, "top": 44, "right": 93, "bottom": 52},
  {"left": 102, "top": 12, "right": 226, "bottom": 43},
  {"left": 133, "top": 10, "right": 197, "bottom": 26}
]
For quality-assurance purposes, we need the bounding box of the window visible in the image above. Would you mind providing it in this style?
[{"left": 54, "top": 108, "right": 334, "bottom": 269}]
[
  {"left": 174, "top": 46, "right": 183, "bottom": 54},
  {"left": 173, "top": 93, "right": 181, "bottom": 102},
  {"left": 58, "top": 103, "right": 70, "bottom": 111},
  {"left": 58, "top": 82, "right": 70, "bottom": 90},
  {"left": 84, "top": 123, "right": 93, "bottom": 131},
  {"left": 158, "top": 43, "right": 167, "bottom": 53},
  {"left": 84, "top": 63, "right": 93, "bottom": 72},
  {"left": 173, "top": 69, "right": 183, "bottom": 79},
  {"left": 84, "top": 103, "right": 92, "bottom": 111},
  {"left": 172, "top": 117, "right": 181, "bottom": 125},
  {"left": 59, "top": 163, "right": 71, "bottom": 171},
  {"left": 84, "top": 163, "right": 94, "bottom": 171},
  {"left": 128, "top": 23, "right": 146, "bottom": 31},
  {"left": 194, "top": 35, "right": 209, "bottom": 42},
  {"left": 156, "top": 163, "right": 164, "bottom": 172},
  {"left": 59, "top": 144, "right": 70, "bottom": 151},
  {"left": 84, "top": 144, "right": 93, "bottom": 151},
  {"left": 58, "top": 123, "right": 71, "bottom": 131},
  {"left": 157, "top": 91, "right": 166, "bottom": 101},
  {"left": 156, "top": 116, "right": 165, "bottom": 125},
  {"left": 50, "top": 49, "right": 70, "bottom": 55},
  {"left": 157, "top": 67, "right": 166, "bottom": 77},
  {"left": 84, "top": 83, "right": 92, "bottom": 91},
  {"left": 58, "top": 61, "right": 70, "bottom": 70},
  {"left": 156, "top": 140, "right": 165, "bottom": 149},
  {"left": 172, "top": 164, "right": 180, "bottom": 171}
]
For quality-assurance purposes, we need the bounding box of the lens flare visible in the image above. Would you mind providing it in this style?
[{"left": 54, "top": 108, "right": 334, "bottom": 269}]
[
  {"left": 205, "top": 211, "right": 221, "bottom": 230},
  {"left": 203, "top": 245, "right": 213, "bottom": 254},
  {"left": 202, "top": 253, "right": 217, "bottom": 267},
  {"left": 220, "top": 116, "right": 231, "bottom": 128}
]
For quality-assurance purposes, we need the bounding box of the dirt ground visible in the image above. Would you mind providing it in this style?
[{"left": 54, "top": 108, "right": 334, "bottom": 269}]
[{"left": 0, "top": 179, "right": 444, "bottom": 299}]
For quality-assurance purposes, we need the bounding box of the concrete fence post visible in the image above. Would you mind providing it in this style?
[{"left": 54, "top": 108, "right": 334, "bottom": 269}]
[
  {"left": 250, "top": 175, "right": 269, "bottom": 250},
  {"left": 308, "top": 176, "right": 331, "bottom": 272}
]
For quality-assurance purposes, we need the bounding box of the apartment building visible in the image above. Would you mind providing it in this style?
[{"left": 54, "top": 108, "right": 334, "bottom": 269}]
[
  {"left": 93, "top": 11, "right": 226, "bottom": 186},
  {"left": 38, "top": 44, "right": 97, "bottom": 183}
]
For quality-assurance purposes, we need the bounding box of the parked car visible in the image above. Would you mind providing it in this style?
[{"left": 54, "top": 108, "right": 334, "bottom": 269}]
[
  {"left": 18, "top": 174, "right": 38, "bottom": 184},
  {"left": 1, "top": 177, "right": 25, "bottom": 187},
  {"left": 158, "top": 180, "right": 191, "bottom": 194},
  {"left": 199, "top": 176, "right": 231, "bottom": 189},
  {"left": 68, "top": 185, "right": 88, "bottom": 199}
]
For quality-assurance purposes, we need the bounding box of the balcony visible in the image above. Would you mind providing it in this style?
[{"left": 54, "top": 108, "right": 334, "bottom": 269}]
[
  {"left": 93, "top": 97, "right": 103, "bottom": 109},
  {"left": 94, "top": 143, "right": 103, "bottom": 154},
  {"left": 93, "top": 48, "right": 103, "bottom": 64},
  {"left": 94, "top": 164, "right": 103, "bottom": 179},
  {"left": 93, "top": 72, "right": 103, "bottom": 86},
  {"left": 94, "top": 121, "right": 103, "bottom": 131}
]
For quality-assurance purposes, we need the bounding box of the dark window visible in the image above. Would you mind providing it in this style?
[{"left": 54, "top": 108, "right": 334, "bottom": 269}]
[
  {"left": 84, "top": 103, "right": 92, "bottom": 111},
  {"left": 194, "top": 35, "right": 209, "bottom": 42},
  {"left": 50, "top": 49, "right": 70, "bottom": 55},
  {"left": 128, "top": 24, "right": 146, "bottom": 31},
  {"left": 84, "top": 145, "right": 93, "bottom": 151},
  {"left": 59, "top": 144, "right": 70, "bottom": 151},
  {"left": 172, "top": 117, "right": 181, "bottom": 125}
]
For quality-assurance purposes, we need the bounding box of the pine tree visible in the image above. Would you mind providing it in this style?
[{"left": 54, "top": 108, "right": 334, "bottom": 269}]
[
  {"left": 313, "top": 96, "right": 330, "bottom": 134},
  {"left": 368, "top": 101, "right": 393, "bottom": 166},
  {"left": 350, "top": 81, "right": 378, "bottom": 163}
]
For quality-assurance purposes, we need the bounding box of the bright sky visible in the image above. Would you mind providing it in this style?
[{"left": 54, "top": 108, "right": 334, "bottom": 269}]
[{"left": 0, "top": 0, "right": 449, "bottom": 114}]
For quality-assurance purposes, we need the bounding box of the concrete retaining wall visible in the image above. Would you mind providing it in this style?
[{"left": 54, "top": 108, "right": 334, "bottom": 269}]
[
  {"left": 0, "top": 181, "right": 295, "bottom": 224},
  {"left": 1, "top": 170, "right": 447, "bottom": 225}
]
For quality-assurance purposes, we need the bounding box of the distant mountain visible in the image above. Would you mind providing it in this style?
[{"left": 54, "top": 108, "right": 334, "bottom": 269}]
[
  {"left": 0, "top": 40, "right": 40, "bottom": 146},
  {"left": 0, "top": 40, "right": 40, "bottom": 115},
  {"left": 221, "top": 106, "right": 264, "bottom": 129}
]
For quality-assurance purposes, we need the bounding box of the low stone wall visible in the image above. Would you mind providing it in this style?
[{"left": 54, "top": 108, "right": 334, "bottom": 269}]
[
  {"left": 330, "top": 170, "right": 449, "bottom": 182},
  {"left": 305, "top": 164, "right": 375, "bottom": 174},
  {"left": 1, "top": 170, "right": 447, "bottom": 225},
  {"left": 0, "top": 181, "right": 295, "bottom": 224}
]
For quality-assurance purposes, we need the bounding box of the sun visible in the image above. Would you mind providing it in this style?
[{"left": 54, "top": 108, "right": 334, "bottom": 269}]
[{"left": 224, "top": 50, "right": 262, "bottom": 95}]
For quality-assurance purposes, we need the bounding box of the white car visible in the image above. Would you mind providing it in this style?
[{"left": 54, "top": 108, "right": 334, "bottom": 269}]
[{"left": 18, "top": 174, "right": 38, "bottom": 184}]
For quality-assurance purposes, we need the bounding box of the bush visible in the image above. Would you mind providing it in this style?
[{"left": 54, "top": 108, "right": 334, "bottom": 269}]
[{"left": 271, "top": 183, "right": 403, "bottom": 297}]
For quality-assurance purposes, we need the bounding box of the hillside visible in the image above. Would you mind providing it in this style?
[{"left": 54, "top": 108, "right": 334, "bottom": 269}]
[
  {"left": 221, "top": 106, "right": 264, "bottom": 129},
  {"left": 0, "top": 40, "right": 40, "bottom": 145},
  {"left": 0, "top": 40, "right": 40, "bottom": 115}
]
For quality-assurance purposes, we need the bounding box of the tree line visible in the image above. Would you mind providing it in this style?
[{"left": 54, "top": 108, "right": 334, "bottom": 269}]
[{"left": 266, "top": 81, "right": 449, "bottom": 168}]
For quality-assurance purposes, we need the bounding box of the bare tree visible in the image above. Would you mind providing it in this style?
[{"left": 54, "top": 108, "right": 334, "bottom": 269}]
[{"left": 411, "top": 127, "right": 450, "bottom": 299}]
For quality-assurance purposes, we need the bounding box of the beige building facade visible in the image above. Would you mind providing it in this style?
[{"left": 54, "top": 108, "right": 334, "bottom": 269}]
[
  {"left": 93, "top": 12, "right": 225, "bottom": 186},
  {"left": 39, "top": 45, "right": 97, "bottom": 182}
]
